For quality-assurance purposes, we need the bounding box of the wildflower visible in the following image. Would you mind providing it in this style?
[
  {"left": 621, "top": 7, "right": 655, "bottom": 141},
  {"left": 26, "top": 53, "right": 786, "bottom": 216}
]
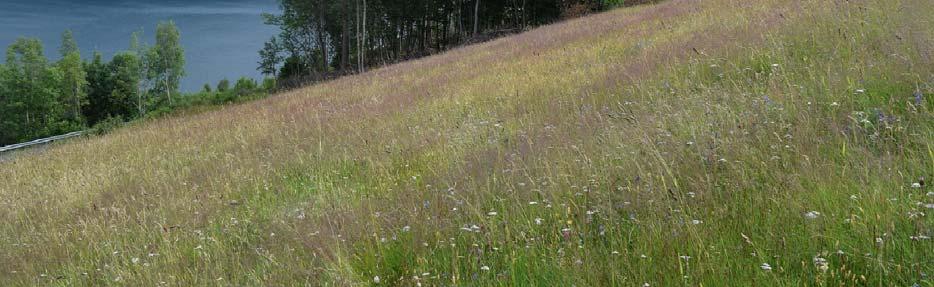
[
  {"left": 679, "top": 255, "right": 691, "bottom": 261},
  {"left": 487, "top": 211, "right": 498, "bottom": 216},
  {"left": 804, "top": 211, "right": 821, "bottom": 219},
  {"left": 691, "top": 220, "right": 702, "bottom": 225},
  {"left": 771, "top": 64, "right": 780, "bottom": 68},
  {"left": 850, "top": 195, "right": 858, "bottom": 200},
  {"left": 813, "top": 256, "right": 829, "bottom": 272},
  {"left": 912, "top": 183, "right": 922, "bottom": 188},
  {"left": 534, "top": 218, "right": 543, "bottom": 225},
  {"left": 760, "top": 263, "right": 772, "bottom": 271},
  {"left": 528, "top": 201, "right": 539, "bottom": 205},
  {"left": 831, "top": 102, "right": 839, "bottom": 106},
  {"left": 480, "top": 266, "right": 490, "bottom": 271},
  {"left": 855, "top": 89, "right": 866, "bottom": 94},
  {"left": 402, "top": 226, "right": 411, "bottom": 232},
  {"left": 131, "top": 257, "right": 140, "bottom": 264},
  {"left": 914, "top": 90, "right": 923, "bottom": 106},
  {"left": 612, "top": 251, "right": 620, "bottom": 255},
  {"left": 910, "top": 235, "right": 930, "bottom": 241},
  {"left": 875, "top": 237, "right": 884, "bottom": 244},
  {"left": 373, "top": 276, "right": 380, "bottom": 284}
]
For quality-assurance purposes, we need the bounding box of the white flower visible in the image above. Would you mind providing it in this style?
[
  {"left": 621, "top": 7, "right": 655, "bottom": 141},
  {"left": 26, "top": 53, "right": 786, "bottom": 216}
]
[
  {"left": 487, "top": 211, "right": 498, "bottom": 216},
  {"left": 480, "top": 265, "right": 490, "bottom": 271},
  {"left": 402, "top": 226, "right": 411, "bottom": 232},
  {"left": 612, "top": 251, "right": 620, "bottom": 255},
  {"left": 528, "top": 201, "right": 538, "bottom": 205},
  {"left": 910, "top": 235, "right": 930, "bottom": 241},
  {"left": 804, "top": 211, "right": 821, "bottom": 219},
  {"left": 679, "top": 255, "right": 691, "bottom": 261},
  {"left": 771, "top": 64, "right": 780, "bottom": 68},
  {"left": 855, "top": 89, "right": 865, "bottom": 94},
  {"left": 691, "top": 220, "right": 702, "bottom": 225},
  {"left": 760, "top": 263, "right": 772, "bottom": 271},
  {"left": 912, "top": 183, "right": 922, "bottom": 188},
  {"left": 831, "top": 102, "right": 839, "bottom": 106},
  {"left": 813, "top": 256, "right": 829, "bottom": 272},
  {"left": 131, "top": 257, "right": 140, "bottom": 264},
  {"left": 534, "top": 218, "right": 543, "bottom": 225},
  {"left": 373, "top": 276, "right": 380, "bottom": 284}
]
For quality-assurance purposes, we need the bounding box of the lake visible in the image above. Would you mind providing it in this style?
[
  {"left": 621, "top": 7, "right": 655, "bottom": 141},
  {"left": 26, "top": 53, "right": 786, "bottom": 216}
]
[{"left": 0, "top": 0, "right": 280, "bottom": 92}]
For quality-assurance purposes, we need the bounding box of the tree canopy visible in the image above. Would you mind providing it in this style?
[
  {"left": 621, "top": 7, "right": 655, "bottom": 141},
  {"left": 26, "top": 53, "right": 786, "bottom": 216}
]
[{"left": 260, "top": 0, "right": 619, "bottom": 87}]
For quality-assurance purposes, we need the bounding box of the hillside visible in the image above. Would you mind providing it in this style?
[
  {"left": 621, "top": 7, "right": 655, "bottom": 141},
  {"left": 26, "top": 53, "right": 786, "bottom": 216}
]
[{"left": 1, "top": 0, "right": 932, "bottom": 285}]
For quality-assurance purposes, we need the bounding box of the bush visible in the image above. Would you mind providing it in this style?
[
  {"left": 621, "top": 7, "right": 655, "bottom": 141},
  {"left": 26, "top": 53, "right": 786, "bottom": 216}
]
[{"left": 89, "top": 116, "right": 124, "bottom": 136}]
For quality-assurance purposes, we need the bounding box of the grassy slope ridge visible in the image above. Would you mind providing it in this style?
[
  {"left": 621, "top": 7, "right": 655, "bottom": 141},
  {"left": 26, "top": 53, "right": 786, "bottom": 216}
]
[{"left": 1, "top": 0, "right": 932, "bottom": 285}]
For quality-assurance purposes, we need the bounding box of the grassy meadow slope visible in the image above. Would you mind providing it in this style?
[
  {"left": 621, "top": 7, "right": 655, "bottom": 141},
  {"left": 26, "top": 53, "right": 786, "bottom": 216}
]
[{"left": 1, "top": 0, "right": 932, "bottom": 285}]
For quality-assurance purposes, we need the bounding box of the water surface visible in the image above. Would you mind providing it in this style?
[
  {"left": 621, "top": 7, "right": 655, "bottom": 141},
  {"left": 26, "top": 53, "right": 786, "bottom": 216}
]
[{"left": 0, "top": 0, "right": 280, "bottom": 92}]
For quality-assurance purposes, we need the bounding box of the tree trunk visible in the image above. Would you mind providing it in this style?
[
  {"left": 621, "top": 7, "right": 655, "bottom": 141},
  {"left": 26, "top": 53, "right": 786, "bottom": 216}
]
[
  {"left": 361, "top": 0, "right": 367, "bottom": 73},
  {"left": 473, "top": 0, "right": 480, "bottom": 36},
  {"left": 341, "top": 1, "right": 350, "bottom": 72},
  {"left": 165, "top": 78, "right": 172, "bottom": 105},
  {"left": 74, "top": 82, "right": 80, "bottom": 121}
]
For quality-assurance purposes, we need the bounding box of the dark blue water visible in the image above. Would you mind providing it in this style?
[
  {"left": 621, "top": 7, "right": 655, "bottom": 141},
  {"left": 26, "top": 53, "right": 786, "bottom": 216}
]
[{"left": 0, "top": 0, "right": 280, "bottom": 92}]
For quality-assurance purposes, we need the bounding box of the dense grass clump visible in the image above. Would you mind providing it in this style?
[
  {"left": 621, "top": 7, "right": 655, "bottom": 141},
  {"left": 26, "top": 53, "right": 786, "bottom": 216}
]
[{"left": 0, "top": 0, "right": 931, "bottom": 285}]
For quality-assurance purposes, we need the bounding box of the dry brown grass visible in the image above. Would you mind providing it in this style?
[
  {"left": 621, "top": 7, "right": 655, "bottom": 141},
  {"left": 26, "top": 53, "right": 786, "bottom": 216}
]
[{"left": 1, "top": 0, "right": 931, "bottom": 285}]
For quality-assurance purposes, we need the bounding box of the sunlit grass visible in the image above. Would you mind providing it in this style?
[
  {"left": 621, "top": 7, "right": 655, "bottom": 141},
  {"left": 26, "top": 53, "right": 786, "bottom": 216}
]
[{"left": 1, "top": 0, "right": 932, "bottom": 285}]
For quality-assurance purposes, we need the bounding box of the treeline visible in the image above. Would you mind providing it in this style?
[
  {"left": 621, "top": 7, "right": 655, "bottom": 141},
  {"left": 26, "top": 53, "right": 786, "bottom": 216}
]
[
  {"left": 259, "top": 0, "right": 651, "bottom": 87},
  {"left": 0, "top": 23, "right": 271, "bottom": 146}
]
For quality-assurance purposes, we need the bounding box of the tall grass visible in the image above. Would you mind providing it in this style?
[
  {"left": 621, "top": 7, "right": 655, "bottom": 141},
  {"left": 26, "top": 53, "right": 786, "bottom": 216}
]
[{"left": 1, "top": 0, "right": 931, "bottom": 285}]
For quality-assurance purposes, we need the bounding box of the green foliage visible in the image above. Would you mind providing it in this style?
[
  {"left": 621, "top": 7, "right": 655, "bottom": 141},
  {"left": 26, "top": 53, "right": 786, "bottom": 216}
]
[
  {"left": 0, "top": 38, "right": 73, "bottom": 145},
  {"left": 89, "top": 115, "right": 124, "bottom": 136},
  {"left": 59, "top": 30, "right": 79, "bottom": 57},
  {"left": 148, "top": 21, "right": 185, "bottom": 105},
  {"left": 0, "top": 22, "right": 273, "bottom": 146},
  {"left": 233, "top": 77, "right": 258, "bottom": 97},
  {"left": 58, "top": 50, "right": 88, "bottom": 123},
  {"left": 262, "top": 77, "right": 276, "bottom": 92},
  {"left": 217, "top": 78, "right": 230, "bottom": 92},
  {"left": 263, "top": 0, "right": 606, "bottom": 83}
]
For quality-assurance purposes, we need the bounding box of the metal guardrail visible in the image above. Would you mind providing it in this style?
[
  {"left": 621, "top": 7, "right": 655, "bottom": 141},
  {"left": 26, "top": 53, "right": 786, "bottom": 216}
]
[{"left": 0, "top": 131, "right": 84, "bottom": 153}]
